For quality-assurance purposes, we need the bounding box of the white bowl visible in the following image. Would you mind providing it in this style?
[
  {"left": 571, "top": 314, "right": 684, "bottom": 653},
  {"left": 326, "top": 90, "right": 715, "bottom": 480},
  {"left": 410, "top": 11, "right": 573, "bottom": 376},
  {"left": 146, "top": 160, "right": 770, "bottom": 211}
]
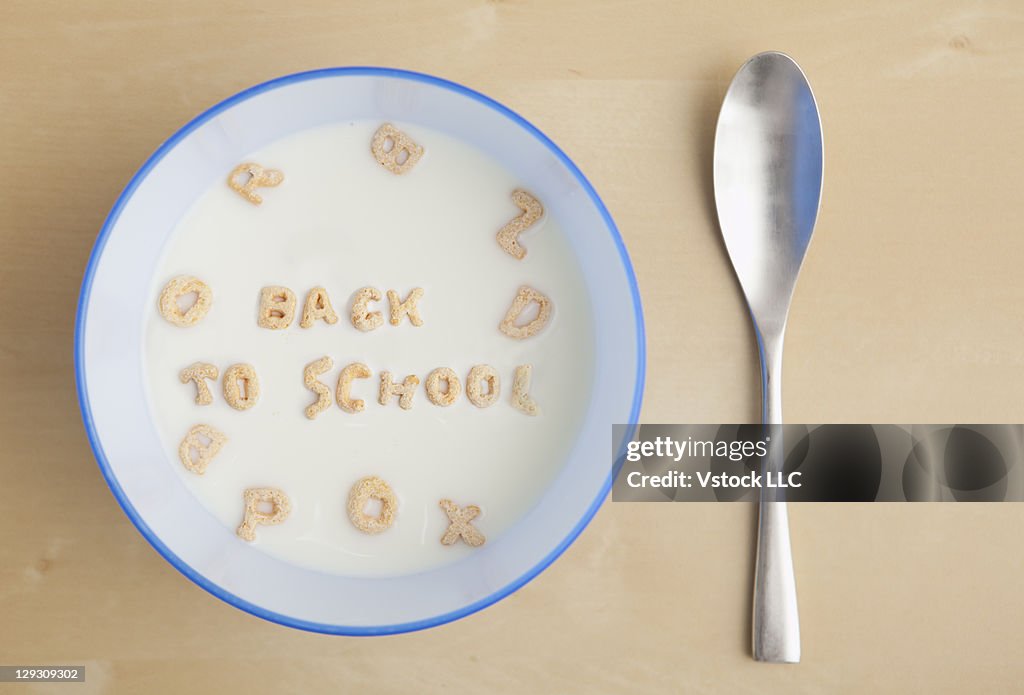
[{"left": 75, "top": 68, "right": 645, "bottom": 634}]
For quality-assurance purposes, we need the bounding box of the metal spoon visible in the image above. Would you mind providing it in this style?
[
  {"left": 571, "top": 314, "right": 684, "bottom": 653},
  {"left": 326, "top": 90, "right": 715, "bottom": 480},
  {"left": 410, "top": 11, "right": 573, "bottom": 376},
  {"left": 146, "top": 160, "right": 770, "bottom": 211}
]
[{"left": 713, "top": 51, "right": 823, "bottom": 663}]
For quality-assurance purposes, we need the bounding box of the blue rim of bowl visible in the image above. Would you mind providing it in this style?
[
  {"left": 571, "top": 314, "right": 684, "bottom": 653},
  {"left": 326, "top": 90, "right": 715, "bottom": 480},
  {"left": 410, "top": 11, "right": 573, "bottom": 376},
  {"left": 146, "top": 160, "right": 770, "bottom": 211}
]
[{"left": 74, "top": 66, "right": 646, "bottom": 636}]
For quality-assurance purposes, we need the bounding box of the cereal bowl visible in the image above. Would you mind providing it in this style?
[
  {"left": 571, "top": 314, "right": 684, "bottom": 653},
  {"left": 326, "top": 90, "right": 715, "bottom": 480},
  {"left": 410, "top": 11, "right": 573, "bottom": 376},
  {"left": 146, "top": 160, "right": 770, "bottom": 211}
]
[{"left": 75, "top": 67, "right": 644, "bottom": 634}]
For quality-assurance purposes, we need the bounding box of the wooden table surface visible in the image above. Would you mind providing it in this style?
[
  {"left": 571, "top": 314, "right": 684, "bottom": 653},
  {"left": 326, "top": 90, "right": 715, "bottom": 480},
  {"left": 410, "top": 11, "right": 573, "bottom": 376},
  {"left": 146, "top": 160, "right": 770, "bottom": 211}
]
[{"left": 3, "top": 1, "right": 1024, "bottom": 692}]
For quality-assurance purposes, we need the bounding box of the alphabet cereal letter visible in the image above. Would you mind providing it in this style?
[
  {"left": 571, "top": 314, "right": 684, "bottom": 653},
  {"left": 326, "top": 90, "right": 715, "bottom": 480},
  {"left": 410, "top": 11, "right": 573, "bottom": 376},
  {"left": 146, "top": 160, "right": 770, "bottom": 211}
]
[
  {"left": 351, "top": 287, "right": 384, "bottom": 332},
  {"left": 371, "top": 123, "right": 424, "bottom": 175},
  {"left": 496, "top": 189, "right": 544, "bottom": 260},
  {"left": 347, "top": 476, "right": 398, "bottom": 534},
  {"left": 300, "top": 286, "right": 339, "bottom": 328},
  {"left": 425, "top": 367, "right": 461, "bottom": 407},
  {"left": 511, "top": 364, "right": 539, "bottom": 416},
  {"left": 303, "top": 356, "right": 334, "bottom": 420},
  {"left": 158, "top": 275, "right": 212, "bottom": 327},
  {"left": 439, "top": 499, "right": 486, "bottom": 547},
  {"left": 378, "top": 371, "right": 420, "bottom": 410},
  {"left": 499, "top": 285, "right": 552, "bottom": 340},
  {"left": 223, "top": 363, "right": 260, "bottom": 410},
  {"left": 178, "top": 424, "right": 227, "bottom": 475},
  {"left": 179, "top": 362, "right": 219, "bottom": 405},
  {"left": 236, "top": 487, "right": 291, "bottom": 541},
  {"left": 387, "top": 288, "right": 424, "bottom": 327},
  {"left": 227, "top": 162, "right": 284, "bottom": 206},
  {"left": 258, "top": 286, "right": 296, "bottom": 329},
  {"left": 337, "top": 362, "right": 372, "bottom": 413},
  {"left": 466, "top": 364, "right": 500, "bottom": 408}
]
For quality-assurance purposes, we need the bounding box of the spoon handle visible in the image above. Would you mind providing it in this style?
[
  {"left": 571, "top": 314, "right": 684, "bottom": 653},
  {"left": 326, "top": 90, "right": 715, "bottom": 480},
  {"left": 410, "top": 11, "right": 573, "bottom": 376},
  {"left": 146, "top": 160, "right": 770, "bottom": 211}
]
[{"left": 752, "top": 333, "right": 800, "bottom": 663}]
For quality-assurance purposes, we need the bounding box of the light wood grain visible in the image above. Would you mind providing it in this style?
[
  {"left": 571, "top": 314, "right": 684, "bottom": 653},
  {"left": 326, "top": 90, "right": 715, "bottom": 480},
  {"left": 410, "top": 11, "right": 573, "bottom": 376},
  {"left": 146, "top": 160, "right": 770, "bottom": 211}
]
[{"left": 3, "top": 1, "right": 1024, "bottom": 692}]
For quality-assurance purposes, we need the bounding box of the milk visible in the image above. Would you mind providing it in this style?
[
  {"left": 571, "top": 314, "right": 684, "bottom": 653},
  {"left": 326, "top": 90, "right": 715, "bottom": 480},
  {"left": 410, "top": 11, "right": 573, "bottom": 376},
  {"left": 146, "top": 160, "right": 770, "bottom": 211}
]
[{"left": 143, "top": 121, "right": 595, "bottom": 577}]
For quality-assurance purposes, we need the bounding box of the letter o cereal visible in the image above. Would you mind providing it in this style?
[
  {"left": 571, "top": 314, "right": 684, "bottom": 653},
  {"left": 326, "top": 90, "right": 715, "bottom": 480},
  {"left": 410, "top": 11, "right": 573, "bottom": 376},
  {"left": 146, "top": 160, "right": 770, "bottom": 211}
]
[
  {"left": 466, "top": 364, "right": 500, "bottom": 408},
  {"left": 223, "top": 363, "right": 260, "bottom": 410},
  {"left": 158, "top": 275, "right": 212, "bottom": 327},
  {"left": 426, "top": 367, "right": 461, "bottom": 407},
  {"left": 347, "top": 476, "right": 398, "bottom": 534}
]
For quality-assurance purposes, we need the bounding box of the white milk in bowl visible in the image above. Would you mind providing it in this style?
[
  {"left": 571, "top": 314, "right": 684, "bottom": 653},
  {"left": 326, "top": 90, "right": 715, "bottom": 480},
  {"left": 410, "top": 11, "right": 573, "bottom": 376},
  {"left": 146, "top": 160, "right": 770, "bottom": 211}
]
[{"left": 143, "top": 121, "right": 595, "bottom": 577}]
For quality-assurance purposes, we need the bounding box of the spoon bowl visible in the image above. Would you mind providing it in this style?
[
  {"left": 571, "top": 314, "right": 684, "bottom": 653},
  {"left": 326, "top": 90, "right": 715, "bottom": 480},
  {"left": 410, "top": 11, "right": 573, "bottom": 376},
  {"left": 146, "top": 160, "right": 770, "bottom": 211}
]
[{"left": 715, "top": 52, "right": 823, "bottom": 334}]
